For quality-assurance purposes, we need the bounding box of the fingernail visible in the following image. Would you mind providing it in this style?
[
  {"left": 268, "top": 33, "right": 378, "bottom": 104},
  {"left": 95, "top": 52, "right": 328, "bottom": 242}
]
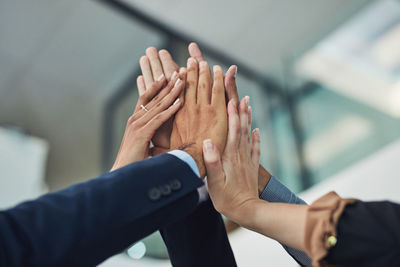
[
  {"left": 171, "top": 71, "right": 178, "bottom": 80},
  {"left": 245, "top": 95, "right": 250, "bottom": 105},
  {"left": 199, "top": 61, "right": 207, "bottom": 68},
  {"left": 248, "top": 106, "right": 252, "bottom": 112},
  {"left": 234, "top": 66, "right": 237, "bottom": 78},
  {"left": 213, "top": 65, "right": 219, "bottom": 73},
  {"left": 254, "top": 128, "right": 260, "bottom": 137},
  {"left": 174, "top": 78, "right": 182, "bottom": 87},
  {"left": 173, "top": 98, "right": 180, "bottom": 105},
  {"left": 187, "top": 57, "right": 196, "bottom": 66},
  {"left": 203, "top": 139, "right": 214, "bottom": 153},
  {"left": 157, "top": 74, "right": 164, "bottom": 82}
]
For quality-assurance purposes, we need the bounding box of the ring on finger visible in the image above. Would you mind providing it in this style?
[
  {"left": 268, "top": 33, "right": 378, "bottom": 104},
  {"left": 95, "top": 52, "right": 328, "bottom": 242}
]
[{"left": 140, "top": 104, "right": 149, "bottom": 112}]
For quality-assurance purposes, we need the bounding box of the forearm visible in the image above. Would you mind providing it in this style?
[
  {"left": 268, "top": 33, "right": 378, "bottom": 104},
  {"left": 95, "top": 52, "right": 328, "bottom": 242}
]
[
  {"left": 241, "top": 200, "right": 308, "bottom": 252},
  {"left": 0, "top": 154, "right": 203, "bottom": 266}
]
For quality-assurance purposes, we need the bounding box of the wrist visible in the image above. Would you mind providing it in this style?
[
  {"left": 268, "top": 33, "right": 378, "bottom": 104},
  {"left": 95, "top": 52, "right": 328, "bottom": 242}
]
[
  {"left": 182, "top": 144, "right": 205, "bottom": 178},
  {"left": 258, "top": 165, "right": 272, "bottom": 195},
  {"left": 232, "top": 198, "right": 266, "bottom": 228}
]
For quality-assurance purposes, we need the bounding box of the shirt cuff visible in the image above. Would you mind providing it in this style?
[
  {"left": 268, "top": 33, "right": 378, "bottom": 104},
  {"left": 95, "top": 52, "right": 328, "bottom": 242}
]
[
  {"left": 168, "top": 150, "right": 200, "bottom": 177},
  {"left": 167, "top": 150, "right": 208, "bottom": 203},
  {"left": 259, "top": 176, "right": 306, "bottom": 205}
]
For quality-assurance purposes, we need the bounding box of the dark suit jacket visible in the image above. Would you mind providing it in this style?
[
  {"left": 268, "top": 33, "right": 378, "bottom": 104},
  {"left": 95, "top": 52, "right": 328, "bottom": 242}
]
[
  {"left": 161, "top": 198, "right": 237, "bottom": 267},
  {"left": 0, "top": 153, "right": 203, "bottom": 266}
]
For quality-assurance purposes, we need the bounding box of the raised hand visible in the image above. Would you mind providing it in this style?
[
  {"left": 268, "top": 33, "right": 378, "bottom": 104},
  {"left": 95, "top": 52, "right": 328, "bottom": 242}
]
[
  {"left": 137, "top": 47, "right": 185, "bottom": 150},
  {"left": 170, "top": 58, "right": 228, "bottom": 178},
  {"left": 111, "top": 73, "right": 184, "bottom": 171},
  {"left": 202, "top": 96, "right": 261, "bottom": 225},
  {"left": 188, "top": 42, "right": 272, "bottom": 193}
]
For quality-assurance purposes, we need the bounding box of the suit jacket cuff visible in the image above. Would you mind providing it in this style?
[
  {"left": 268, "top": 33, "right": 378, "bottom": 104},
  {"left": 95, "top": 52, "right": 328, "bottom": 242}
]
[{"left": 259, "top": 176, "right": 307, "bottom": 205}]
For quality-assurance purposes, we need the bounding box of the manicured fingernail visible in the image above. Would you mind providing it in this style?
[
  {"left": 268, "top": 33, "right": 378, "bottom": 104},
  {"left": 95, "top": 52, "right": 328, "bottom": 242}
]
[
  {"left": 187, "top": 57, "right": 196, "bottom": 66},
  {"left": 174, "top": 78, "right": 182, "bottom": 87},
  {"left": 173, "top": 98, "right": 180, "bottom": 105},
  {"left": 179, "top": 67, "right": 186, "bottom": 74},
  {"left": 157, "top": 74, "right": 164, "bottom": 82},
  {"left": 254, "top": 128, "right": 260, "bottom": 137},
  {"left": 213, "top": 65, "right": 220, "bottom": 73},
  {"left": 248, "top": 106, "right": 252, "bottom": 112},
  {"left": 203, "top": 139, "right": 214, "bottom": 152},
  {"left": 245, "top": 95, "right": 250, "bottom": 105},
  {"left": 171, "top": 71, "right": 178, "bottom": 80}
]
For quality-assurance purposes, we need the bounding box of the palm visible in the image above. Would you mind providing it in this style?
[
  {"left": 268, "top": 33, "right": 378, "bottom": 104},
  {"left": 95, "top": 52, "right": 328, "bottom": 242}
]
[{"left": 152, "top": 117, "right": 173, "bottom": 149}]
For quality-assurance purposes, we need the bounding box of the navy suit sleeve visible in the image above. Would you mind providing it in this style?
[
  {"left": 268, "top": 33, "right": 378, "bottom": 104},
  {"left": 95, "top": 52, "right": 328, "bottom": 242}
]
[
  {"left": 0, "top": 153, "right": 203, "bottom": 267},
  {"left": 160, "top": 199, "right": 237, "bottom": 267}
]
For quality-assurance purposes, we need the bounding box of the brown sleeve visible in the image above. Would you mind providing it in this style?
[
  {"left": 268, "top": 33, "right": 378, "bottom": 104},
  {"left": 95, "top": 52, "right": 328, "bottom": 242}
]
[{"left": 303, "top": 191, "right": 356, "bottom": 267}]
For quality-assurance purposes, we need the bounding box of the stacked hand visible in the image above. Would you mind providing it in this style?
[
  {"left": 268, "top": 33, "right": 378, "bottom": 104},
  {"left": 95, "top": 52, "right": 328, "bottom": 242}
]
[
  {"left": 112, "top": 43, "right": 271, "bottom": 221},
  {"left": 111, "top": 73, "right": 183, "bottom": 171},
  {"left": 170, "top": 58, "right": 228, "bottom": 178},
  {"left": 203, "top": 96, "right": 260, "bottom": 226}
]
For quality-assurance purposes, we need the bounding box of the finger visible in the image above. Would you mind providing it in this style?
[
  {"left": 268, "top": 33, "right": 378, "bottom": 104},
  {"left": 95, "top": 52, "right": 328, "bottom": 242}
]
[
  {"left": 203, "top": 139, "right": 225, "bottom": 188},
  {"left": 197, "top": 61, "right": 212, "bottom": 104},
  {"left": 178, "top": 67, "right": 187, "bottom": 101},
  {"left": 146, "top": 47, "right": 164, "bottom": 81},
  {"left": 248, "top": 105, "right": 252, "bottom": 143},
  {"left": 185, "top": 57, "right": 198, "bottom": 104},
  {"left": 143, "top": 98, "right": 182, "bottom": 140},
  {"left": 224, "top": 65, "right": 239, "bottom": 106},
  {"left": 239, "top": 96, "right": 250, "bottom": 151},
  {"left": 211, "top": 65, "right": 225, "bottom": 107},
  {"left": 159, "top": 49, "right": 179, "bottom": 80},
  {"left": 137, "top": 75, "right": 146, "bottom": 96},
  {"left": 248, "top": 105, "right": 252, "bottom": 127},
  {"left": 145, "top": 72, "right": 179, "bottom": 110},
  {"left": 138, "top": 78, "right": 184, "bottom": 125},
  {"left": 226, "top": 99, "right": 240, "bottom": 151},
  {"left": 134, "top": 74, "right": 166, "bottom": 113},
  {"left": 251, "top": 128, "right": 261, "bottom": 165},
  {"left": 188, "top": 42, "right": 205, "bottom": 62},
  {"left": 139, "top": 56, "right": 154, "bottom": 88}
]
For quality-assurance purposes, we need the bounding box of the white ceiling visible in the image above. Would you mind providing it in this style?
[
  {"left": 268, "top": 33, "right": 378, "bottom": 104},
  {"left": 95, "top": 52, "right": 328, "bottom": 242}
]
[{"left": 125, "top": 0, "right": 371, "bottom": 81}]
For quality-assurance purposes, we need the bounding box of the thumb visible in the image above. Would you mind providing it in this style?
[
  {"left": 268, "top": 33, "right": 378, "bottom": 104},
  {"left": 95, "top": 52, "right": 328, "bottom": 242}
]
[{"left": 202, "top": 139, "right": 225, "bottom": 185}]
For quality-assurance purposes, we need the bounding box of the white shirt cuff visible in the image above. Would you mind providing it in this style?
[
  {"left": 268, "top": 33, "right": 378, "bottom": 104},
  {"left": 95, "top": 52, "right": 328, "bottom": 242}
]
[{"left": 167, "top": 150, "right": 208, "bottom": 203}]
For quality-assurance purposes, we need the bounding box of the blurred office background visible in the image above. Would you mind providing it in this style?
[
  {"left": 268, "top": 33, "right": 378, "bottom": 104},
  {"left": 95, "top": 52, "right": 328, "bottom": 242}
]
[{"left": 1, "top": 0, "right": 400, "bottom": 266}]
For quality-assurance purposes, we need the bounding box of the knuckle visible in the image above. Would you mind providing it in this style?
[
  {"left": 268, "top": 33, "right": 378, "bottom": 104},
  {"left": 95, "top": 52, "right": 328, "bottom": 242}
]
[
  {"left": 186, "top": 80, "right": 195, "bottom": 88},
  {"left": 199, "top": 82, "right": 208, "bottom": 89},
  {"left": 234, "top": 124, "right": 241, "bottom": 135}
]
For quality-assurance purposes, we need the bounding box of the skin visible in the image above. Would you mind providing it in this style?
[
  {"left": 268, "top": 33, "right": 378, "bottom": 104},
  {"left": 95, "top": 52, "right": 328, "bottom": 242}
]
[
  {"left": 111, "top": 73, "right": 184, "bottom": 171},
  {"left": 137, "top": 47, "right": 183, "bottom": 150},
  {"left": 188, "top": 42, "right": 271, "bottom": 193},
  {"left": 170, "top": 58, "right": 228, "bottom": 178},
  {"left": 203, "top": 95, "right": 308, "bottom": 253},
  {"left": 136, "top": 43, "right": 270, "bottom": 189}
]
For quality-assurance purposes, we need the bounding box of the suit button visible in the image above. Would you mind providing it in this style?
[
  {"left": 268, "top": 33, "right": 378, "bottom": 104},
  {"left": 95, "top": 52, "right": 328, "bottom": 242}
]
[
  {"left": 159, "top": 184, "right": 172, "bottom": 196},
  {"left": 148, "top": 187, "right": 161, "bottom": 201},
  {"left": 169, "top": 179, "right": 181, "bottom": 191}
]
